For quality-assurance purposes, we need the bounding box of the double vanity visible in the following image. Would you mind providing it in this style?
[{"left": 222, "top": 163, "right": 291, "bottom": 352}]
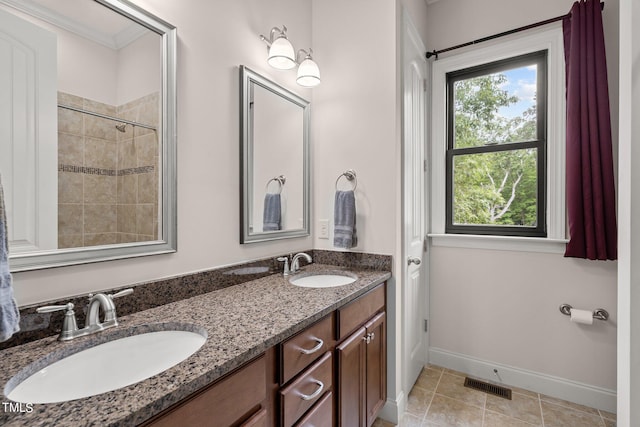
[{"left": 0, "top": 263, "right": 390, "bottom": 426}]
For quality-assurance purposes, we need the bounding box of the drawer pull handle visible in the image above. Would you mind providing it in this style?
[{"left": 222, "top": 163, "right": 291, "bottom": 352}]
[
  {"left": 299, "top": 380, "right": 324, "bottom": 401},
  {"left": 299, "top": 338, "right": 324, "bottom": 355}
]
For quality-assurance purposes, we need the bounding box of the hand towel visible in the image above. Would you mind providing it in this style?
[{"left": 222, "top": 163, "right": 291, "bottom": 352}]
[
  {"left": 0, "top": 175, "right": 19, "bottom": 342},
  {"left": 263, "top": 193, "right": 282, "bottom": 231},
  {"left": 334, "top": 190, "right": 357, "bottom": 248}
]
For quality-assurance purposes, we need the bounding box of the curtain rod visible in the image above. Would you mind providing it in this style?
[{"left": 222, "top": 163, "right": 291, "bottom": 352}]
[
  {"left": 57, "top": 104, "right": 157, "bottom": 131},
  {"left": 425, "top": 2, "right": 604, "bottom": 59}
]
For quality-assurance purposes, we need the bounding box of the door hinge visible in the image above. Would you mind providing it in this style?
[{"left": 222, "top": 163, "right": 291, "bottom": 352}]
[
  {"left": 423, "top": 78, "right": 427, "bottom": 92},
  {"left": 423, "top": 235, "right": 428, "bottom": 253},
  {"left": 424, "top": 319, "right": 428, "bottom": 332}
]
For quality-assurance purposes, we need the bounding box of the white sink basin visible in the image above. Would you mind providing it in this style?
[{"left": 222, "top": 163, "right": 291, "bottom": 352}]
[
  {"left": 290, "top": 272, "right": 357, "bottom": 288},
  {"left": 5, "top": 326, "right": 207, "bottom": 404}
]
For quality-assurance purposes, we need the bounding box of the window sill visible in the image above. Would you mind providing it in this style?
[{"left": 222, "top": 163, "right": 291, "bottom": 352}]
[{"left": 428, "top": 233, "right": 568, "bottom": 254}]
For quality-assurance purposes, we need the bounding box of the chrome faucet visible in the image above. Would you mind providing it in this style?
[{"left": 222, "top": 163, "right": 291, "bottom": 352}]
[
  {"left": 277, "top": 256, "right": 291, "bottom": 276},
  {"left": 86, "top": 292, "right": 117, "bottom": 329},
  {"left": 290, "top": 252, "right": 312, "bottom": 274},
  {"left": 36, "top": 288, "right": 133, "bottom": 341}
]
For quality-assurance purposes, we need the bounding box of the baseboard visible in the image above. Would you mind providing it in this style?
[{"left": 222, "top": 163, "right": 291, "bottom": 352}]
[
  {"left": 429, "top": 347, "right": 617, "bottom": 414},
  {"left": 378, "top": 390, "right": 406, "bottom": 424}
]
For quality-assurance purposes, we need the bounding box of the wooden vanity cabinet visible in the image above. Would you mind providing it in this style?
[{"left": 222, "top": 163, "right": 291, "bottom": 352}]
[
  {"left": 141, "top": 347, "right": 278, "bottom": 427},
  {"left": 336, "top": 286, "right": 386, "bottom": 427},
  {"left": 141, "top": 282, "right": 386, "bottom": 427}
]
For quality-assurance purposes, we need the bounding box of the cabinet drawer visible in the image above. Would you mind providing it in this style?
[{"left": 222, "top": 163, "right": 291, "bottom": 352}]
[
  {"left": 281, "top": 313, "right": 334, "bottom": 384},
  {"left": 241, "top": 408, "right": 268, "bottom": 427},
  {"left": 280, "top": 351, "right": 333, "bottom": 427},
  {"left": 337, "top": 284, "right": 385, "bottom": 340},
  {"left": 293, "top": 391, "right": 333, "bottom": 427},
  {"left": 145, "top": 354, "right": 266, "bottom": 427}
]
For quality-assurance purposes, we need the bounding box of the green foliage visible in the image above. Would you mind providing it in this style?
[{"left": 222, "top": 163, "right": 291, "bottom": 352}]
[{"left": 452, "top": 73, "right": 539, "bottom": 227}]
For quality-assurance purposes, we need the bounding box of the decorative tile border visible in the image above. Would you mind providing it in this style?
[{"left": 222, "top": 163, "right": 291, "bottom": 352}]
[
  {"left": 59, "top": 164, "right": 155, "bottom": 176},
  {"left": 1, "top": 250, "right": 391, "bottom": 350}
]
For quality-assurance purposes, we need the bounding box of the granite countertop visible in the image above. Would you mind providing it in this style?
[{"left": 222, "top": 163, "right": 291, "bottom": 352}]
[{"left": 0, "top": 264, "right": 390, "bottom": 427}]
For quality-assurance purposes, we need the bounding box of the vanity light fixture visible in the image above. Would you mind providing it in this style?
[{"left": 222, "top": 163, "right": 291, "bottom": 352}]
[
  {"left": 296, "top": 49, "right": 321, "bottom": 87},
  {"left": 260, "top": 25, "right": 296, "bottom": 70},
  {"left": 260, "top": 26, "right": 321, "bottom": 87}
]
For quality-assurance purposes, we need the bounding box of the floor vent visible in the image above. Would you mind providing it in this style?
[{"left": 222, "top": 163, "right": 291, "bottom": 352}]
[{"left": 463, "top": 377, "right": 512, "bottom": 400}]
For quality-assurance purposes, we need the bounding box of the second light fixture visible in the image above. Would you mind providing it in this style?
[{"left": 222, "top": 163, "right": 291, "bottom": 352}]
[{"left": 260, "top": 25, "right": 321, "bottom": 88}]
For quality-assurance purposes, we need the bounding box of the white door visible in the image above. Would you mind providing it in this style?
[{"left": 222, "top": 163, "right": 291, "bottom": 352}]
[
  {"left": 402, "top": 10, "right": 428, "bottom": 392},
  {"left": 0, "top": 8, "right": 57, "bottom": 253}
]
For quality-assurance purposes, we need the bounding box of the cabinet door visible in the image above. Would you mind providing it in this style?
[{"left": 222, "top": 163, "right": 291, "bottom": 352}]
[
  {"left": 143, "top": 352, "right": 270, "bottom": 427},
  {"left": 336, "top": 326, "right": 366, "bottom": 427},
  {"left": 365, "top": 312, "right": 386, "bottom": 427},
  {"left": 241, "top": 408, "right": 268, "bottom": 427}
]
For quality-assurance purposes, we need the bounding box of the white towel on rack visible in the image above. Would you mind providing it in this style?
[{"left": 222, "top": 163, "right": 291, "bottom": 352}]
[
  {"left": 334, "top": 190, "right": 357, "bottom": 248},
  {"left": 0, "top": 174, "right": 19, "bottom": 342}
]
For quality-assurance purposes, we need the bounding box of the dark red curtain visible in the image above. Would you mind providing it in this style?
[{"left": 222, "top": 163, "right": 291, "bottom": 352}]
[{"left": 563, "top": 0, "right": 617, "bottom": 260}]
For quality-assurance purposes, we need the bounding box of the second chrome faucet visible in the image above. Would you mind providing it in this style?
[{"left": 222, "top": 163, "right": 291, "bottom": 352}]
[{"left": 278, "top": 252, "right": 313, "bottom": 276}]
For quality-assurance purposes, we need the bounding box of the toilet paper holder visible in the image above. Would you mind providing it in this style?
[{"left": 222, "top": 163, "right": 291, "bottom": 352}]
[{"left": 559, "top": 304, "right": 609, "bottom": 321}]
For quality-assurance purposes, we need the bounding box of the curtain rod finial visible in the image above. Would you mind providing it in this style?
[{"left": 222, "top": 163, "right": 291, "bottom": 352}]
[{"left": 426, "top": 50, "right": 438, "bottom": 60}]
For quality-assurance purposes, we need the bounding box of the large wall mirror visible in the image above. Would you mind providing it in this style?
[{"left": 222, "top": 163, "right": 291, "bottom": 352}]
[
  {"left": 240, "top": 66, "right": 310, "bottom": 243},
  {"left": 0, "top": 0, "right": 177, "bottom": 271}
]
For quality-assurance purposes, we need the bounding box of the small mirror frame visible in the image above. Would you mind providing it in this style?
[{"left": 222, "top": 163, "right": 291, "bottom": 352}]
[
  {"left": 9, "top": 0, "right": 177, "bottom": 271},
  {"left": 239, "top": 65, "right": 310, "bottom": 243}
]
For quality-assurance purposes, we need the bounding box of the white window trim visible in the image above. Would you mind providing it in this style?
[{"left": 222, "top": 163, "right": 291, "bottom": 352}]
[{"left": 429, "top": 25, "right": 567, "bottom": 254}]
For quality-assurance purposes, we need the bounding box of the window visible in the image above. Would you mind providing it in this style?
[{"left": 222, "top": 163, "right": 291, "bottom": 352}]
[
  {"left": 445, "top": 51, "right": 547, "bottom": 237},
  {"left": 430, "top": 27, "right": 566, "bottom": 253}
]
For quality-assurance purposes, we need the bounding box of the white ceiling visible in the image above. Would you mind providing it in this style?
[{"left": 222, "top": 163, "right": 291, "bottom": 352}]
[{"left": 4, "top": 0, "right": 148, "bottom": 49}]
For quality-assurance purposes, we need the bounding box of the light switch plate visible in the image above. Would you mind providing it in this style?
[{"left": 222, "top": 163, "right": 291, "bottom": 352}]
[{"left": 319, "top": 219, "right": 329, "bottom": 239}]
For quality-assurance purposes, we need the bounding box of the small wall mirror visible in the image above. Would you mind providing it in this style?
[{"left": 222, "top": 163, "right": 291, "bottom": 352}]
[
  {"left": 0, "top": 0, "right": 177, "bottom": 271},
  {"left": 240, "top": 66, "right": 310, "bottom": 243}
]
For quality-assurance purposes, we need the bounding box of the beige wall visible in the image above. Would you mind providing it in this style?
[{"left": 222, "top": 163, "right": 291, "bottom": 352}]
[
  {"left": 311, "top": 0, "right": 404, "bottom": 411},
  {"left": 426, "top": 0, "right": 619, "bottom": 399}
]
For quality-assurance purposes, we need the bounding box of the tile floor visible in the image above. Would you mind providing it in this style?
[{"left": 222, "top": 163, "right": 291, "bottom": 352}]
[{"left": 374, "top": 365, "right": 616, "bottom": 427}]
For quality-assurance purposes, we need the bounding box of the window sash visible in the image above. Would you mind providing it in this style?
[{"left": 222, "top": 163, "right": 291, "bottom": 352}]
[{"left": 445, "top": 51, "right": 548, "bottom": 237}]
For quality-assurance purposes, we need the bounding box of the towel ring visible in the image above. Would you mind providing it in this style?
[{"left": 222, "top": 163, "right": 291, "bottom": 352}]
[
  {"left": 266, "top": 175, "right": 286, "bottom": 194},
  {"left": 335, "top": 169, "right": 357, "bottom": 191}
]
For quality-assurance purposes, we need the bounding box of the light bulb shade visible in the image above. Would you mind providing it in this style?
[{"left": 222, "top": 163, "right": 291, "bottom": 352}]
[
  {"left": 296, "top": 58, "right": 321, "bottom": 87},
  {"left": 267, "top": 37, "right": 296, "bottom": 70}
]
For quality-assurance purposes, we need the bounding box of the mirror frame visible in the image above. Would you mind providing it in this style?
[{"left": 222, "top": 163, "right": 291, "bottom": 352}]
[
  {"left": 8, "top": 0, "right": 177, "bottom": 272},
  {"left": 239, "top": 65, "right": 310, "bottom": 243}
]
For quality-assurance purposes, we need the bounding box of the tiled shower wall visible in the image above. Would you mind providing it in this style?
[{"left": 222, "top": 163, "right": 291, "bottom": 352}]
[{"left": 57, "top": 92, "right": 159, "bottom": 248}]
